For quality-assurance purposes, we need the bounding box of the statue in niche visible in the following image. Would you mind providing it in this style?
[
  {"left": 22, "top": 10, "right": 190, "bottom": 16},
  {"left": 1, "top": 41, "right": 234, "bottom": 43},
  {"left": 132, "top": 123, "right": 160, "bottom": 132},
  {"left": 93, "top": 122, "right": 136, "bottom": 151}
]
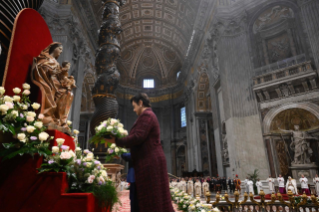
[
  {"left": 279, "top": 125, "right": 318, "bottom": 165},
  {"left": 221, "top": 122, "right": 229, "bottom": 163},
  {"left": 32, "top": 42, "right": 75, "bottom": 133}
]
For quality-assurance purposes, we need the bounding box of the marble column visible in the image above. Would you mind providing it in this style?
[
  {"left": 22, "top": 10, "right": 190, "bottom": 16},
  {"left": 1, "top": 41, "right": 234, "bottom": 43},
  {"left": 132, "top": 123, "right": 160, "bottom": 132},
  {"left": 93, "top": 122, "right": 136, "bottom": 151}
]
[{"left": 298, "top": 0, "right": 319, "bottom": 72}]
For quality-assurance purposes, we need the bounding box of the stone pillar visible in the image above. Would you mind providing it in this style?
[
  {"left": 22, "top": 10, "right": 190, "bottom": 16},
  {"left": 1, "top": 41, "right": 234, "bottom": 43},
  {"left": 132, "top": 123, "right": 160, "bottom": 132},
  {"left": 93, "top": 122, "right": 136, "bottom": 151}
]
[
  {"left": 70, "top": 57, "right": 86, "bottom": 131},
  {"left": 217, "top": 16, "right": 268, "bottom": 179},
  {"left": 298, "top": 0, "right": 319, "bottom": 72}
]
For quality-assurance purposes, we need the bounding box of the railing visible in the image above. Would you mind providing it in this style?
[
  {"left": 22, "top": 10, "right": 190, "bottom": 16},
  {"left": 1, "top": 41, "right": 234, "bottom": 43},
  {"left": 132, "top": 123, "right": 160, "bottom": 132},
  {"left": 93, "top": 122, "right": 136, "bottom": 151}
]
[
  {"left": 209, "top": 190, "right": 319, "bottom": 212},
  {"left": 254, "top": 54, "right": 307, "bottom": 77},
  {"left": 253, "top": 60, "right": 314, "bottom": 86}
]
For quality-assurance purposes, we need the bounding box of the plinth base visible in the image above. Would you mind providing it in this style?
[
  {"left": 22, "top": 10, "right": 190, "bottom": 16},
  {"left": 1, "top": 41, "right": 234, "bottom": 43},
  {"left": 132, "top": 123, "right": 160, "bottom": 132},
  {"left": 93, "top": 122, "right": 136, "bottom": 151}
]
[
  {"left": 289, "top": 163, "right": 318, "bottom": 180},
  {"left": 103, "top": 163, "right": 124, "bottom": 188}
]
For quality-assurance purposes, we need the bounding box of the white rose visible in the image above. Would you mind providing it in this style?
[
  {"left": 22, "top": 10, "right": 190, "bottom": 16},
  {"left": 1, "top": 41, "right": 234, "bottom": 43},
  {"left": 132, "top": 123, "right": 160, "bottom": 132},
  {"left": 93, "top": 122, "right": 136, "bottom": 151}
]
[
  {"left": 110, "top": 143, "right": 116, "bottom": 149},
  {"left": 13, "top": 95, "right": 20, "bottom": 102},
  {"left": 114, "top": 147, "right": 119, "bottom": 153},
  {"left": 0, "top": 87, "right": 5, "bottom": 95},
  {"left": 60, "top": 151, "right": 71, "bottom": 160},
  {"left": 26, "top": 126, "right": 36, "bottom": 133},
  {"left": 39, "top": 132, "right": 49, "bottom": 141},
  {"left": 122, "top": 148, "right": 127, "bottom": 153},
  {"left": 100, "top": 170, "right": 108, "bottom": 178},
  {"left": 86, "top": 162, "right": 92, "bottom": 168},
  {"left": 52, "top": 146, "right": 59, "bottom": 153},
  {"left": 22, "top": 90, "right": 30, "bottom": 95},
  {"left": 123, "top": 130, "right": 128, "bottom": 136},
  {"left": 67, "top": 120, "right": 72, "bottom": 125},
  {"left": 31, "top": 103, "right": 40, "bottom": 110},
  {"left": 0, "top": 104, "right": 9, "bottom": 114},
  {"left": 21, "top": 104, "right": 28, "bottom": 110},
  {"left": 26, "top": 116, "right": 34, "bottom": 123},
  {"left": 22, "top": 83, "right": 31, "bottom": 90},
  {"left": 17, "top": 133, "right": 26, "bottom": 141},
  {"left": 73, "top": 129, "right": 79, "bottom": 135},
  {"left": 87, "top": 175, "right": 95, "bottom": 183},
  {"left": 96, "top": 125, "right": 103, "bottom": 132},
  {"left": 110, "top": 118, "right": 118, "bottom": 125},
  {"left": 26, "top": 111, "right": 37, "bottom": 117},
  {"left": 69, "top": 150, "right": 76, "bottom": 158},
  {"left": 3, "top": 96, "right": 13, "bottom": 103},
  {"left": 106, "top": 126, "right": 113, "bottom": 132},
  {"left": 118, "top": 123, "right": 124, "bottom": 128},
  {"left": 13, "top": 87, "right": 21, "bottom": 94},
  {"left": 34, "top": 121, "right": 43, "bottom": 129},
  {"left": 11, "top": 110, "right": 18, "bottom": 117},
  {"left": 56, "top": 138, "right": 65, "bottom": 145}
]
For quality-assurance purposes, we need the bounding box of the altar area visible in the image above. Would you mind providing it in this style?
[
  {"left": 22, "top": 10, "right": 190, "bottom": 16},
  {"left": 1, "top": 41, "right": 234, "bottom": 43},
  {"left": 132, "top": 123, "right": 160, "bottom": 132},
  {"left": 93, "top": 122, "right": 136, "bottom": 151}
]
[{"left": 0, "top": 4, "right": 125, "bottom": 211}]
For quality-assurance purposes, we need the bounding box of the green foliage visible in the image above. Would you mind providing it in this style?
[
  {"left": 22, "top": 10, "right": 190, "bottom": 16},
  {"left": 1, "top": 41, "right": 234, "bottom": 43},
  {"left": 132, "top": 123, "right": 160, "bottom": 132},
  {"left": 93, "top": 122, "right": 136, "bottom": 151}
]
[
  {"left": 247, "top": 169, "right": 259, "bottom": 194},
  {"left": 0, "top": 141, "right": 51, "bottom": 161}
]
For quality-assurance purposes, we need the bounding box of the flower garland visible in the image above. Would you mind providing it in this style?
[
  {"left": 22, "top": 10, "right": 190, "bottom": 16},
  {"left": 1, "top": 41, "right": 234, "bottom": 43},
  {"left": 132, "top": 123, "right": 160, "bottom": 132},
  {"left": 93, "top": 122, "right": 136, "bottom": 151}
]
[{"left": 0, "top": 84, "right": 52, "bottom": 160}]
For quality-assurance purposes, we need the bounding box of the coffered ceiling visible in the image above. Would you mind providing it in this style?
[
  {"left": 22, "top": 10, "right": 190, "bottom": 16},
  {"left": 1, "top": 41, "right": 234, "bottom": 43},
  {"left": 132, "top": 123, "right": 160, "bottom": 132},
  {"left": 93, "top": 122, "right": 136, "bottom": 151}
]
[{"left": 115, "top": 0, "right": 202, "bottom": 89}]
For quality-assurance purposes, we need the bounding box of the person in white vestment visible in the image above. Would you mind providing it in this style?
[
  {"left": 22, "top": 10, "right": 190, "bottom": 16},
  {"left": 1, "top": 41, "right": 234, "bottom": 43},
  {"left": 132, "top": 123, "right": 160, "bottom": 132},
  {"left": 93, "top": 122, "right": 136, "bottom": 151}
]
[
  {"left": 299, "top": 175, "right": 310, "bottom": 195},
  {"left": 313, "top": 174, "right": 319, "bottom": 196},
  {"left": 179, "top": 178, "right": 187, "bottom": 192},
  {"left": 247, "top": 178, "right": 254, "bottom": 195},
  {"left": 256, "top": 179, "right": 263, "bottom": 194},
  {"left": 171, "top": 179, "right": 178, "bottom": 189},
  {"left": 277, "top": 175, "right": 286, "bottom": 194},
  {"left": 194, "top": 178, "right": 202, "bottom": 197},
  {"left": 187, "top": 178, "right": 194, "bottom": 196},
  {"left": 267, "top": 175, "right": 275, "bottom": 193},
  {"left": 244, "top": 177, "right": 249, "bottom": 193},
  {"left": 202, "top": 179, "right": 209, "bottom": 194},
  {"left": 285, "top": 177, "right": 298, "bottom": 194}
]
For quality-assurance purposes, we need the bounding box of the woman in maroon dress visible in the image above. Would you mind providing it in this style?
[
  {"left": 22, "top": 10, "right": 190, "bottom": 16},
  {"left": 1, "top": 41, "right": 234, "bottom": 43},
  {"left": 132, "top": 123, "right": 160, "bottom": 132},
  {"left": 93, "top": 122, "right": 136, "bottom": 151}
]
[{"left": 108, "top": 93, "right": 174, "bottom": 212}]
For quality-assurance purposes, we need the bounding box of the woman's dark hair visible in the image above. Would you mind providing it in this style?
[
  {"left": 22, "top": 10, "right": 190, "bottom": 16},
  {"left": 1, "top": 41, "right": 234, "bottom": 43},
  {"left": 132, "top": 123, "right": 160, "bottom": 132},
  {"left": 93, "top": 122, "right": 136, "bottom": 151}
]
[
  {"left": 49, "top": 43, "right": 62, "bottom": 55},
  {"left": 130, "top": 93, "right": 151, "bottom": 107}
]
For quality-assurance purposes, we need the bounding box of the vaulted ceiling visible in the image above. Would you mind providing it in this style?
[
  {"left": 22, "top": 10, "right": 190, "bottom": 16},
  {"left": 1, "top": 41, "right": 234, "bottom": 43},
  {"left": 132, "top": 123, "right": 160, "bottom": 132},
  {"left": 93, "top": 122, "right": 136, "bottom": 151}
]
[{"left": 114, "top": 0, "right": 202, "bottom": 89}]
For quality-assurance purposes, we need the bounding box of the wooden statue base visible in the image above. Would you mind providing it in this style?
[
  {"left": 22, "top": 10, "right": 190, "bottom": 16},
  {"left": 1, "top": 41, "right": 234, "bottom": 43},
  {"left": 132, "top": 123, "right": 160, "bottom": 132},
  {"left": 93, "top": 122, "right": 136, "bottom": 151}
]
[{"left": 47, "top": 123, "right": 71, "bottom": 136}]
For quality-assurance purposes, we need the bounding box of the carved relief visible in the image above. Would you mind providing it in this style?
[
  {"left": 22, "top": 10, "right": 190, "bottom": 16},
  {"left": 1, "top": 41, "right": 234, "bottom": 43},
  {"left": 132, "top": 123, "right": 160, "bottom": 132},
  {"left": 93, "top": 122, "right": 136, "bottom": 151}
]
[
  {"left": 267, "top": 33, "right": 292, "bottom": 63},
  {"left": 253, "top": 6, "right": 294, "bottom": 34}
]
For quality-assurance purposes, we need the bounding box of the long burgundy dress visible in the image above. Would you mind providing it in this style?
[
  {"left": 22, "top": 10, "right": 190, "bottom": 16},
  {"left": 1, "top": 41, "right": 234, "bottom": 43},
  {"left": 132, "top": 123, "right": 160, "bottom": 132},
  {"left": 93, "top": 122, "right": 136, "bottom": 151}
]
[{"left": 116, "top": 108, "right": 174, "bottom": 212}]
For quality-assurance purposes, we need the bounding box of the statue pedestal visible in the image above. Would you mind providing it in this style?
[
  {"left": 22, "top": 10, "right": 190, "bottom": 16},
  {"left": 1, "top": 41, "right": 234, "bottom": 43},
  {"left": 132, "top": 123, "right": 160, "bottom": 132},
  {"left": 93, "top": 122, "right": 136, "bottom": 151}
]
[
  {"left": 103, "top": 163, "right": 124, "bottom": 187},
  {"left": 289, "top": 163, "right": 318, "bottom": 180}
]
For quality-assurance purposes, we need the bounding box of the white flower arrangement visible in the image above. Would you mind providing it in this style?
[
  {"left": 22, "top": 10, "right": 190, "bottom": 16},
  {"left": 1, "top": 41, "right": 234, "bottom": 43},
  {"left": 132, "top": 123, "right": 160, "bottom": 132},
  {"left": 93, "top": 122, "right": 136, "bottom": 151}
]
[
  {"left": 0, "top": 84, "right": 53, "bottom": 160},
  {"left": 90, "top": 118, "right": 128, "bottom": 146}
]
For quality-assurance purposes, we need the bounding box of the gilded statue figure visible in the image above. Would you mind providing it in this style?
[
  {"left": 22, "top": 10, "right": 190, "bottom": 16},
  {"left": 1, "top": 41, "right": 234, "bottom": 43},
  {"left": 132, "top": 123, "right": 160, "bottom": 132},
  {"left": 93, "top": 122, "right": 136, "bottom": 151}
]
[{"left": 31, "top": 42, "right": 76, "bottom": 132}]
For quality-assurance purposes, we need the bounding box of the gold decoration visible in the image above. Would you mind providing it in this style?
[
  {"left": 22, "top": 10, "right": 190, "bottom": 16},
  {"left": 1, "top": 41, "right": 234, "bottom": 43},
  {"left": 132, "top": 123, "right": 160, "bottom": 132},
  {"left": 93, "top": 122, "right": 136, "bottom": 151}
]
[
  {"left": 270, "top": 108, "right": 319, "bottom": 133},
  {"left": 224, "top": 190, "right": 248, "bottom": 209}
]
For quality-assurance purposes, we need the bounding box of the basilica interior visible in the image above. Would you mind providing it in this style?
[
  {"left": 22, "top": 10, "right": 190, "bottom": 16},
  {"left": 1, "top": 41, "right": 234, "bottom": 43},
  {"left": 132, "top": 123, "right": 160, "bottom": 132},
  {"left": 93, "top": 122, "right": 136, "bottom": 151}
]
[{"left": 1, "top": 0, "right": 319, "bottom": 182}]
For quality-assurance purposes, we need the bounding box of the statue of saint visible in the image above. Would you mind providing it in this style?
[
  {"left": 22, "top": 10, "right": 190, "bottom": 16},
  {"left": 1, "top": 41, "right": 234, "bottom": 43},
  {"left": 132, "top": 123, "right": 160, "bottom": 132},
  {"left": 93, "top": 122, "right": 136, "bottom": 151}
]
[
  {"left": 279, "top": 125, "right": 318, "bottom": 165},
  {"left": 31, "top": 42, "right": 75, "bottom": 132}
]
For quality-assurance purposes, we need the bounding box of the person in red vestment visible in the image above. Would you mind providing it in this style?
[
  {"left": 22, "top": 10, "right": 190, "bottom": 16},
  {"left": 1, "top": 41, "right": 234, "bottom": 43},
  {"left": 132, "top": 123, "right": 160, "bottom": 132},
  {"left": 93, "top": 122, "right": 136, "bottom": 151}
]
[{"left": 107, "top": 93, "right": 174, "bottom": 212}]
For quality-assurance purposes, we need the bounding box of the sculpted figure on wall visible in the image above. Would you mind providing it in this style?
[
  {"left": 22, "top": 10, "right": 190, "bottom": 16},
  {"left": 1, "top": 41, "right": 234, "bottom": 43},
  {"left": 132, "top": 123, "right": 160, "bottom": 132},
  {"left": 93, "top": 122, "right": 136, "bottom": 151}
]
[
  {"left": 32, "top": 42, "right": 75, "bottom": 132},
  {"left": 279, "top": 125, "right": 318, "bottom": 165}
]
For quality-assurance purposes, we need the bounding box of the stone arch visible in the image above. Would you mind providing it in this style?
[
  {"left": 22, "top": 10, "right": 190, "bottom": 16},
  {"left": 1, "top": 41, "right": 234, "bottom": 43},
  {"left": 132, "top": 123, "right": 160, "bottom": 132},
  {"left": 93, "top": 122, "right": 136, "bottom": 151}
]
[{"left": 263, "top": 102, "right": 319, "bottom": 134}]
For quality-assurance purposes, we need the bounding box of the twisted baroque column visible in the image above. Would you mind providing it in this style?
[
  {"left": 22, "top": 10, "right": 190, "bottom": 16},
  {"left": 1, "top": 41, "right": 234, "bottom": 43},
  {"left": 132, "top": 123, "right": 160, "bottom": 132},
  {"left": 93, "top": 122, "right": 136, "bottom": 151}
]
[{"left": 90, "top": 0, "right": 126, "bottom": 135}]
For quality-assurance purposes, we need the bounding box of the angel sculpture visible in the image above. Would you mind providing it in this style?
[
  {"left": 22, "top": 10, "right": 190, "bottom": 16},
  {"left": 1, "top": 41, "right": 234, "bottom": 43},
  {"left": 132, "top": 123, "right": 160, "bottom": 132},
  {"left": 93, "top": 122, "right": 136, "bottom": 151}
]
[{"left": 286, "top": 176, "right": 298, "bottom": 194}]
